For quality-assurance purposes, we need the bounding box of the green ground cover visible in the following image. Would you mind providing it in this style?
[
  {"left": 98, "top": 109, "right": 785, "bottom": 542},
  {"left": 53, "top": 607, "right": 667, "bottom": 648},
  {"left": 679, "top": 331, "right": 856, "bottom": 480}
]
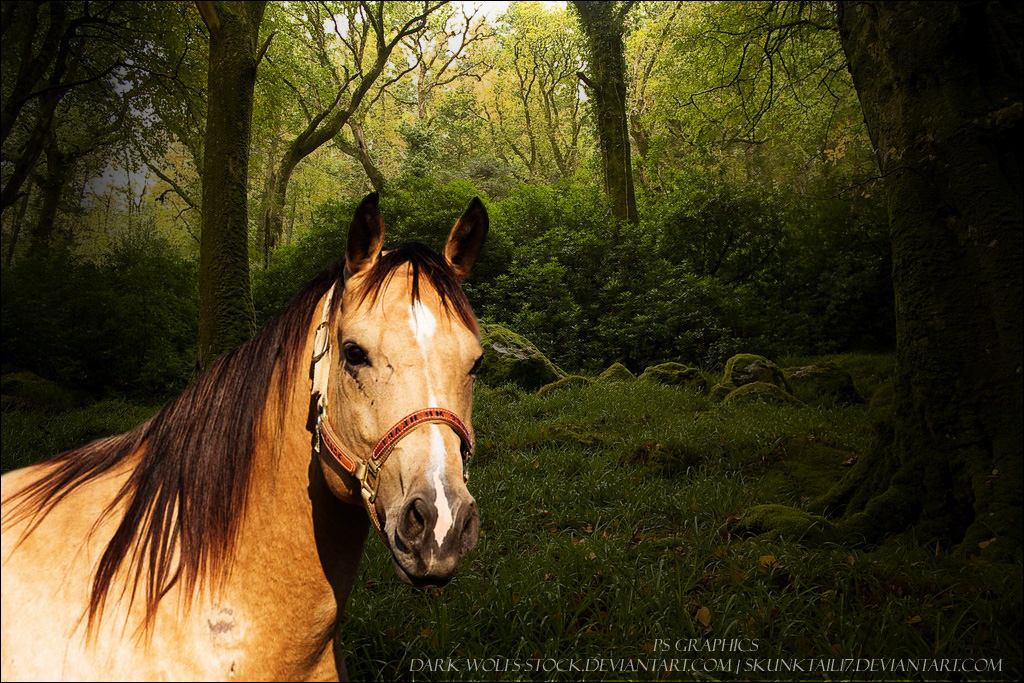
[{"left": 2, "top": 353, "right": 1019, "bottom": 680}]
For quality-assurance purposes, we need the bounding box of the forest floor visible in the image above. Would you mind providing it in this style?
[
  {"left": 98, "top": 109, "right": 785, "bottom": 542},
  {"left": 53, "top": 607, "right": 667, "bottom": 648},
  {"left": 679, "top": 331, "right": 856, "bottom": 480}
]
[{"left": 2, "top": 352, "right": 1021, "bottom": 680}]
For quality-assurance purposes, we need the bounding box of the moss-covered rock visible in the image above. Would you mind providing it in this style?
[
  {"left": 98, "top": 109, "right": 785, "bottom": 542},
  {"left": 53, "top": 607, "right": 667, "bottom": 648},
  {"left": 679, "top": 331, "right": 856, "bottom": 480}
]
[
  {"left": 1, "top": 371, "right": 78, "bottom": 413},
  {"left": 537, "top": 375, "right": 594, "bottom": 396},
  {"left": 736, "top": 504, "right": 838, "bottom": 543},
  {"left": 598, "top": 362, "right": 635, "bottom": 382},
  {"left": 477, "top": 324, "right": 564, "bottom": 390},
  {"left": 637, "top": 363, "right": 707, "bottom": 393},
  {"left": 768, "top": 437, "right": 857, "bottom": 498},
  {"left": 708, "top": 383, "right": 732, "bottom": 402},
  {"left": 722, "top": 381, "right": 802, "bottom": 406},
  {"left": 784, "top": 361, "right": 863, "bottom": 404},
  {"left": 723, "top": 353, "right": 791, "bottom": 392}
]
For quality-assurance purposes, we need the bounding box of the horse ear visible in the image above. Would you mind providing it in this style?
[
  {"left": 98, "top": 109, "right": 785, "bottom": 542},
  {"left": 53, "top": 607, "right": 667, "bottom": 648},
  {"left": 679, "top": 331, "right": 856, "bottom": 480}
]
[
  {"left": 444, "top": 197, "right": 489, "bottom": 282},
  {"left": 346, "top": 192, "right": 385, "bottom": 277}
]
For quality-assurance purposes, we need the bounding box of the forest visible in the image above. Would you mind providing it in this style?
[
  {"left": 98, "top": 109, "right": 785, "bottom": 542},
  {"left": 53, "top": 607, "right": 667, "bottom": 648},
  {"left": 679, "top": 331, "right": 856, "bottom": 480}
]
[{"left": 1, "top": 1, "right": 1021, "bottom": 680}]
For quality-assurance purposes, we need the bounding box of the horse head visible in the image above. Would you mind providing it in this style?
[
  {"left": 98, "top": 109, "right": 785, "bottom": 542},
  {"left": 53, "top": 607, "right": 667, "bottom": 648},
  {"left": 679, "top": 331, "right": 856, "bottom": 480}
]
[{"left": 315, "top": 193, "right": 487, "bottom": 588}]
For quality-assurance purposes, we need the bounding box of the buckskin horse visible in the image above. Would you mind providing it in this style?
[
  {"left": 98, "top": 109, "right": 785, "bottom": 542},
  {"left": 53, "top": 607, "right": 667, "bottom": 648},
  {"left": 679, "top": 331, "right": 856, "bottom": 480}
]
[{"left": 1, "top": 193, "right": 488, "bottom": 680}]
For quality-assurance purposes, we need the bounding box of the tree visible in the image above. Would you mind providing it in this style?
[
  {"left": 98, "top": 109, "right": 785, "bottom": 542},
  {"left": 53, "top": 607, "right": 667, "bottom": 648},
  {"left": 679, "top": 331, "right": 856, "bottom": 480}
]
[
  {"left": 195, "top": 0, "right": 268, "bottom": 373},
  {"left": 826, "top": 1, "right": 1022, "bottom": 559},
  {"left": 0, "top": 2, "right": 128, "bottom": 215},
  {"left": 482, "top": 2, "right": 587, "bottom": 183},
  {"left": 256, "top": 1, "right": 444, "bottom": 266},
  {"left": 571, "top": 1, "right": 638, "bottom": 223}
]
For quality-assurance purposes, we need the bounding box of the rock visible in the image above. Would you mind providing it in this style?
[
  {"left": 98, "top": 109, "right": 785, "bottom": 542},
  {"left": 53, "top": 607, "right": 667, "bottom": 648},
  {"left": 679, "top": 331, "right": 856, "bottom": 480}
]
[
  {"left": 478, "top": 324, "right": 564, "bottom": 390},
  {"left": 784, "top": 361, "right": 863, "bottom": 404},
  {"left": 709, "top": 383, "right": 732, "bottom": 402},
  {"left": 537, "top": 375, "right": 594, "bottom": 396},
  {"left": 0, "top": 371, "right": 77, "bottom": 413},
  {"left": 735, "top": 504, "right": 837, "bottom": 543},
  {"left": 869, "top": 381, "right": 894, "bottom": 411},
  {"left": 723, "top": 353, "right": 791, "bottom": 392},
  {"left": 637, "top": 362, "right": 707, "bottom": 393},
  {"left": 722, "top": 381, "right": 802, "bottom": 405},
  {"left": 598, "top": 362, "right": 635, "bottom": 382}
]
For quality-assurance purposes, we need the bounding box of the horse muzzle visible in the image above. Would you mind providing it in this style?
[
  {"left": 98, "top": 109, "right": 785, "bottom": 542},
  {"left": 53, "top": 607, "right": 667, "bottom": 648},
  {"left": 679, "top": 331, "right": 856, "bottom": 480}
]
[{"left": 387, "top": 489, "right": 479, "bottom": 588}]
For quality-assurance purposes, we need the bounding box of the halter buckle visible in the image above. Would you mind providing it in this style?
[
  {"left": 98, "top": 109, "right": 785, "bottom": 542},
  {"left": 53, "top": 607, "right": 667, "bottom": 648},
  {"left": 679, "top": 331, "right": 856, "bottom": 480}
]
[{"left": 356, "top": 459, "right": 381, "bottom": 503}]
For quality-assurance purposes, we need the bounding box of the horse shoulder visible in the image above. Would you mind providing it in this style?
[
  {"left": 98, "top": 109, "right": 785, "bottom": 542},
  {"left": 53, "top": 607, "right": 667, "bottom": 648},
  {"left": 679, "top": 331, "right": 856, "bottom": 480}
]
[{"left": 0, "top": 456, "right": 146, "bottom": 680}]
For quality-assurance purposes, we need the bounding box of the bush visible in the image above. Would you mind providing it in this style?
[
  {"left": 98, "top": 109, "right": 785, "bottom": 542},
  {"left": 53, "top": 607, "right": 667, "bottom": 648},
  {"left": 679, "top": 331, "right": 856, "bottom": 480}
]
[{"left": 1, "top": 229, "right": 197, "bottom": 401}]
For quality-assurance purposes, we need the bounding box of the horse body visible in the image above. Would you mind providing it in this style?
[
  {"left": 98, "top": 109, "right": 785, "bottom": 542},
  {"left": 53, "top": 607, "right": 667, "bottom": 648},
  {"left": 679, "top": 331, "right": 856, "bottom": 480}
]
[{"left": 1, "top": 194, "right": 487, "bottom": 680}]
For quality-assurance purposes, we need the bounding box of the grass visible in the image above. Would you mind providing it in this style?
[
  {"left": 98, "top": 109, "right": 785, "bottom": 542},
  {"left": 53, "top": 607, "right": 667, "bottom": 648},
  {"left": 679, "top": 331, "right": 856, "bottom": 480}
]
[{"left": 2, "top": 352, "right": 1020, "bottom": 680}]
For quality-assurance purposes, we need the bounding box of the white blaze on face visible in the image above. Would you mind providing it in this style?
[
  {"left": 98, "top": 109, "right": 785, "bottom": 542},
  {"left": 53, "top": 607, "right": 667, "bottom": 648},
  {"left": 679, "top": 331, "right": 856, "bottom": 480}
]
[
  {"left": 409, "top": 300, "right": 455, "bottom": 546},
  {"left": 431, "top": 432, "right": 454, "bottom": 546},
  {"left": 408, "top": 300, "right": 438, "bottom": 404}
]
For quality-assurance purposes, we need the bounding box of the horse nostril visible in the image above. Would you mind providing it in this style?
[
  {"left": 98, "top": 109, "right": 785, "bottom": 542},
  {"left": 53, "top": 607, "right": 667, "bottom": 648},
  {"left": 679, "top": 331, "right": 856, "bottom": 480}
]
[{"left": 405, "top": 499, "right": 425, "bottom": 536}]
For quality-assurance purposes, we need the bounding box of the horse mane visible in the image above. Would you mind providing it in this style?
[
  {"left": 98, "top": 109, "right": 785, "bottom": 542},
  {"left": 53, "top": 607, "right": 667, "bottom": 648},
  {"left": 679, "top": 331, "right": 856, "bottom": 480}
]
[
  {"left": 1, "top": 241, "right": 475, "bottom": 629},
  {"left": 3, "top": 260, "right": 346, "bottom": 629}
]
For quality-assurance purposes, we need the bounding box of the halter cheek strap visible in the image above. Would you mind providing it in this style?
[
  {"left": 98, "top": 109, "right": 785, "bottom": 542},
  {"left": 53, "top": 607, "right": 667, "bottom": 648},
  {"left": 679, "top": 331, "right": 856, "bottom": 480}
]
[{"left": 309, "top": 284, "right": 474, "bottom": 543}]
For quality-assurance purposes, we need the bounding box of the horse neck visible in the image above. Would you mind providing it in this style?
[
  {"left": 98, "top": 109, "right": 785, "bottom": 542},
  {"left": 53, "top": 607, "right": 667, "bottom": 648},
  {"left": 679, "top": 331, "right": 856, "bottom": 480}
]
[{"left": 214, "top": 297, "right": 369, "bottom": 673}]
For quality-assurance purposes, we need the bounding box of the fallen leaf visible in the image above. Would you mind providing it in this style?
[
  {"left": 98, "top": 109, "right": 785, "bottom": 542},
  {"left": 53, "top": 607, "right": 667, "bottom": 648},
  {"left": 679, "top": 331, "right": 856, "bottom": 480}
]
[
  {"left": 696, "top": 606, "right": 711, "bottom": 627},
  {"left": 978, "top": 538, "right": 996, "bottom": 549},
  {"left": 906, "top": 615, "right": 923, "bottom": 625},
  {"left": 846, "top": 555, "right": 856, "bottom": 566},
  {"left": 759, "top": 554, "right": 777, "bottom": 567}
]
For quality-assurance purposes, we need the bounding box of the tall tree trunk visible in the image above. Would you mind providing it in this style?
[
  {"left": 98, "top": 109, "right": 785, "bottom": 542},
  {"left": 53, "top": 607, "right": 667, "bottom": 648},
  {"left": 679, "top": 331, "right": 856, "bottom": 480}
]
[
  {"left": 571, "top": 1, "right": 638, "bottom": 224},
  {"left": 829, "top": 1, "right": 1022, "bottom": 559},
  {"left": 196, "top": 0, "right": 266, "bottom": 374},
  {"left": 26, "top": 142, "right": 71, "bottom": 258},
  {"left": 4, "top": 176, "right": 33, "bottom": 266}
]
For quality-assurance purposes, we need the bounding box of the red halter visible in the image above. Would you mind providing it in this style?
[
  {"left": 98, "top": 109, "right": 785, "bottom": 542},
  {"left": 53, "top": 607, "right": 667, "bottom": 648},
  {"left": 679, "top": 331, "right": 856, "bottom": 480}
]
[{"left": 309, "top": 285, "right": 474, "bottom": 542}]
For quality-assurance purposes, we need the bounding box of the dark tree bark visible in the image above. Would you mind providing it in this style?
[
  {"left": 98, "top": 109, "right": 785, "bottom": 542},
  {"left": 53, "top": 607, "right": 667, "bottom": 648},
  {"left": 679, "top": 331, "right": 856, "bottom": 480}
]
[
  {"left": 826, "top": 1, "right": 1022, "bottom": 559},
  {"left": 336, "top": 119, "right": 386, "bottom": 193},
  {"left": 25, "top": 139, "right": 72, "bottom": 258},
  {"left": 571, "top": 1, "right": 638, "bottom": 224},
  {"left": 4, "top": 178, "right": 34, "bottom": 266},
  {"left": 195, "top": 0, "right": 266, "bottom": 373}
]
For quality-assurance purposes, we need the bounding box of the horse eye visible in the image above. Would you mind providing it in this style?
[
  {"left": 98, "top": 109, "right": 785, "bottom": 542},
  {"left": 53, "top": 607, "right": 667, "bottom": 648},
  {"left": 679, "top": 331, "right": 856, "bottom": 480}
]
[
  {"left": 469, "top": 355, "right": 483, "bottom": 377},
  {"left": 343, "top": 343, "right": 369, "bottom": 366}
]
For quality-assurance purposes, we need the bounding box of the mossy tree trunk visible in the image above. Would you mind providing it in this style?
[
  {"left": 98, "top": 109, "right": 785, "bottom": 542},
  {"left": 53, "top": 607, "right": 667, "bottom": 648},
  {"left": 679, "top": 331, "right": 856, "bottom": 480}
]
[
  {"left": 571, "top": 1, "right": 638, "bottom": 225},
  {"left": 832, "top": 1, "right": 1022, "bottom": 558},
  {"left": 195, "top": 1, "right": 266, "bottom": 373}
]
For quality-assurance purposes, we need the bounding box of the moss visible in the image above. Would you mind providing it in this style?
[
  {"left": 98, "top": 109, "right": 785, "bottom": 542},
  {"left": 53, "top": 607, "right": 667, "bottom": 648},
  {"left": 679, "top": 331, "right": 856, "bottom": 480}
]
[
  {"left": 637, "top": 363, "right": 707, "bottom": 393},
  {"left": 772, "top": 437, "right": 857, "bottom": 499},
  {"left": 478, "top": 323, "right": 564, "bottom": 390},
  {"left": 723, "top": 353, "right": 791, "bottom": 392},
  {"left": 736, "top": 504, "right": 838, "bottom": 543},
  {"left": 722, "top": 382, "right": 802, "bottom": 406},
  {"left": 537, "top": 375, "right": 594, "bottom": 396},
  {"left": 598, "top": 362, "right": 635, "bottom": 382},
  {"left": 618, "top": 439, "right": 704, "bottom": 475},
  {"left": 0, "top": 371, "right": 79, "bottom": 413},
  {"left": 783, "top": 361, "right": 863, "bottom": 404},
  {"left": 708, "top": 383, "right": 732, "bottom": 402}
]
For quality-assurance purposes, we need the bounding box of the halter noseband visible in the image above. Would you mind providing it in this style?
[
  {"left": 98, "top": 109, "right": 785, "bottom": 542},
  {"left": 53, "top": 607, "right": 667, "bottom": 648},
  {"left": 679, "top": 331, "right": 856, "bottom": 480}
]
[{"left": 309, "top": 284, "right": 474, "bottom": 543}]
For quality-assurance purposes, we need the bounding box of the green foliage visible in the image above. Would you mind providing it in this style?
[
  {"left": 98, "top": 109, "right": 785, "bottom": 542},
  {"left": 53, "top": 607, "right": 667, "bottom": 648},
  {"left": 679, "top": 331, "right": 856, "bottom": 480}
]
[
  {"left": 1, "top": 229, "right": 197, "bottom": 401},
  {"left": 338, "top": 358, "right": 1020, "bottom": 680}
]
